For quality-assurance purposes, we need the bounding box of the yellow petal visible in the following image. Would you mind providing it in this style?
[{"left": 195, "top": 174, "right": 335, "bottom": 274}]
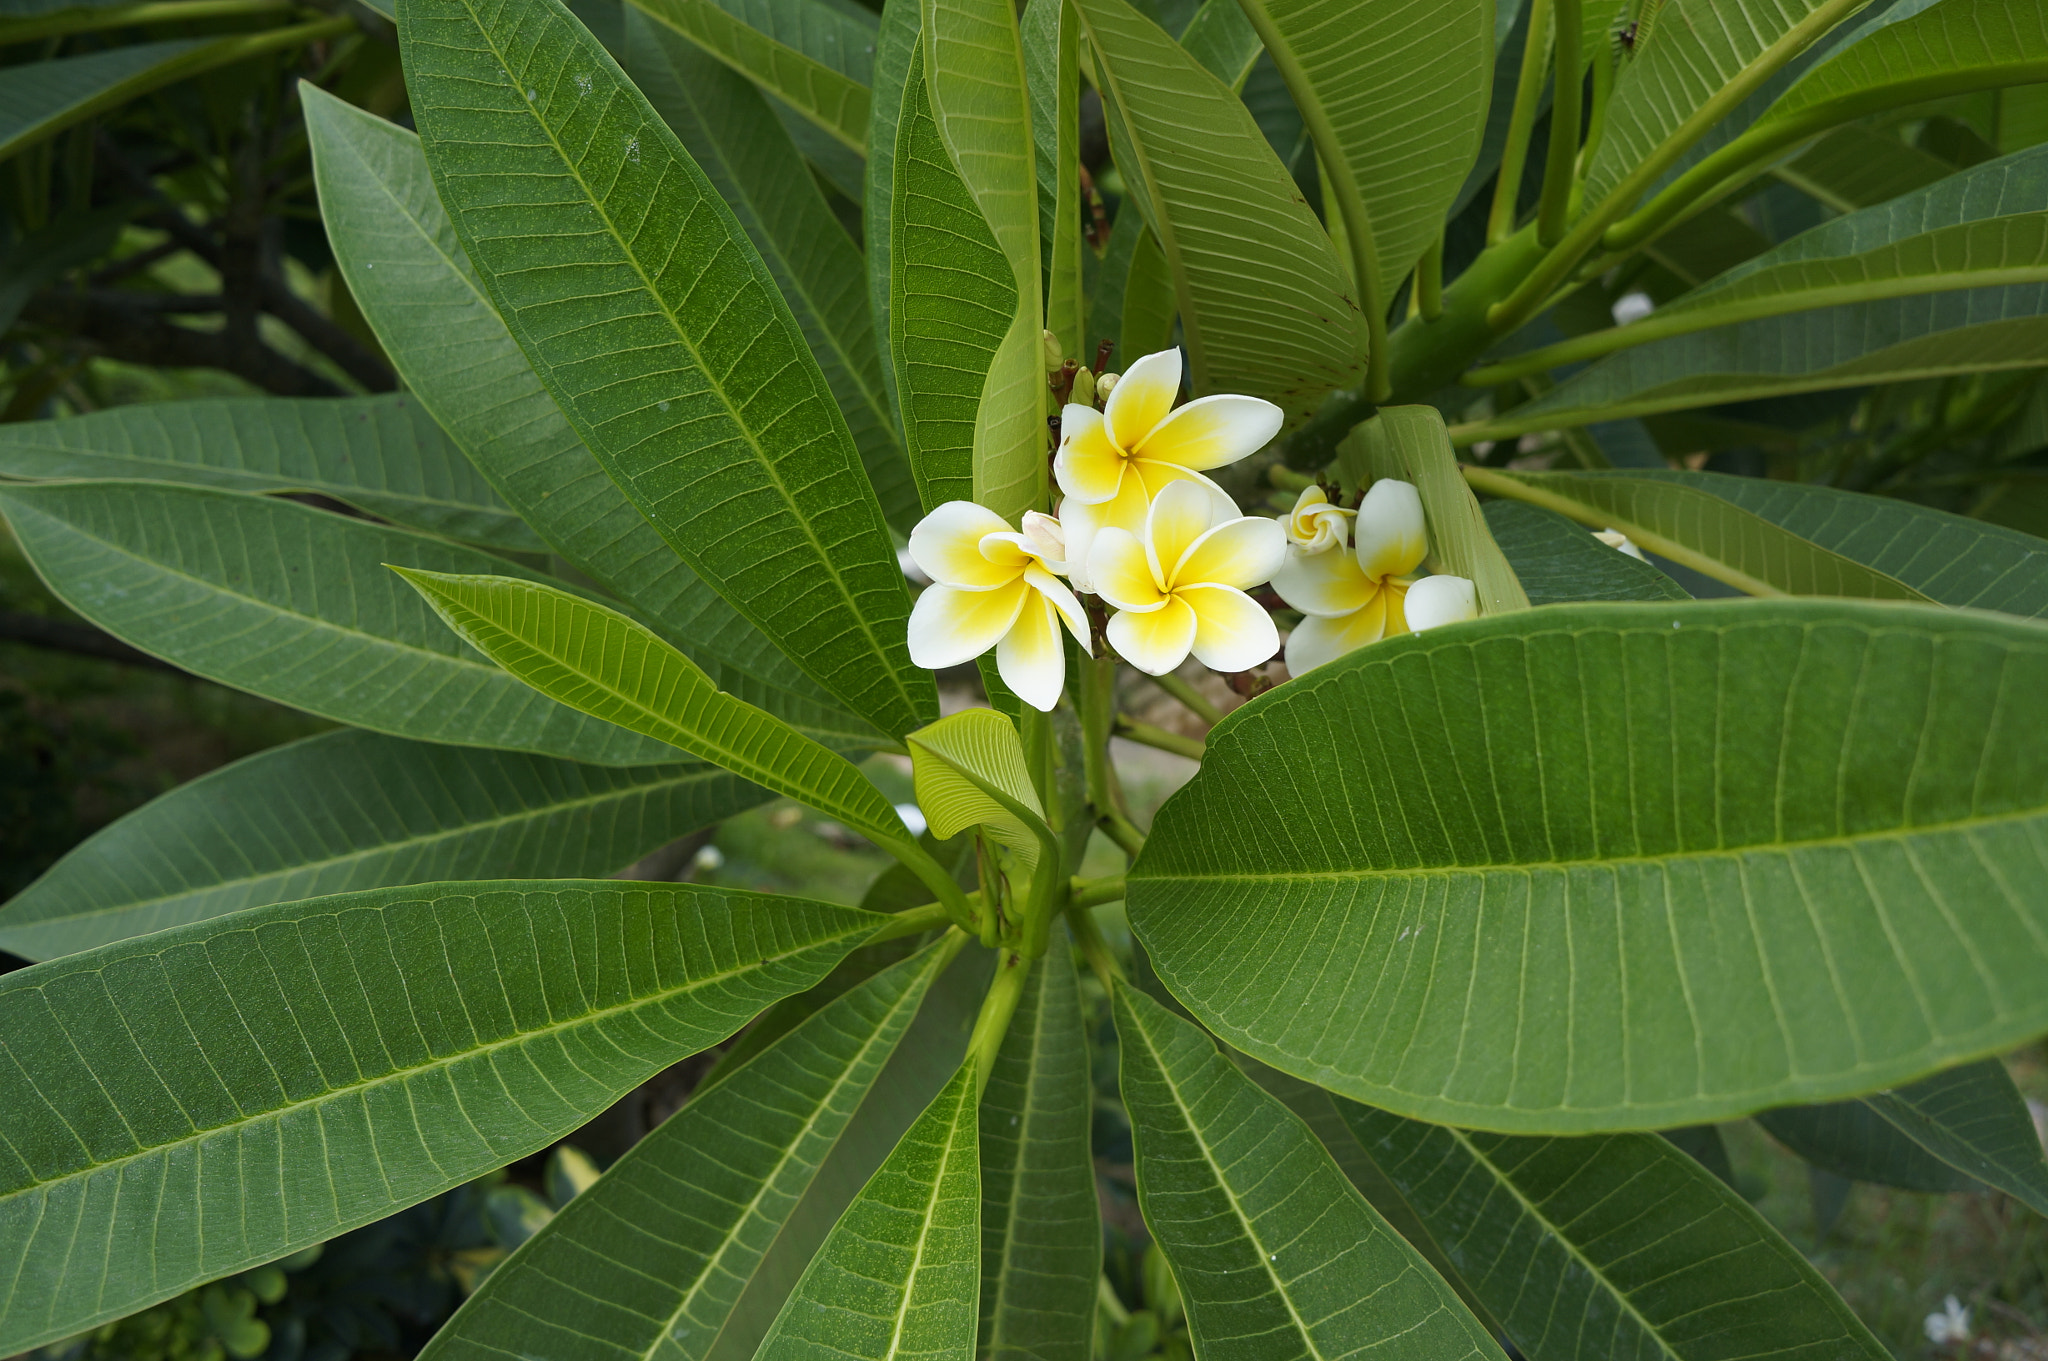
[
  {"left": 1285, "top": 485, "right": 1351, "bottom": 553},
  {"left": 1355, "top": 478, "right": 1427, "bottom": 582},
  {"left": 1283, "top": 596, "right": 1389, "bottom": 674},
  {"left": 1025, "top": 563, "right": 1092, "bottom": 653},
  {"left": 1107, "top": 593, "right": 1198, "bottom": 675},
  {"left": 1172, "top": 515, "right": 1286, "bottom": 592},
  {"left": 1143, "top": 479, "right": 1218, "bottom": 587},
  {"left": 1054, "top": 405, "right": 1130, "bottom": 504},
  {"left": 998, "top": 594, "right": 1067, "bottom": 712},
  {"left": 1105, "top": 348, "right": 1181, "bottom": 451},
  {"left": 910, "top": 501, "right": 1021, "bottom": 590},
  {"left": 1133, "top": 394, "right": 1284, "bottom": 472},
  {"left": 979, "top": 531, "right": 1039, "bottom": 573},
  {"left": 1270, "top": 544, "right": 1379, "bottom": 617},
  {"left": 1088, "top": 527, "right": 1168, "bottom": 613},
  {"left": 906, "top": 580, "right": 1029, "bottom": 669},
  {"left": 1403, "top": 574, "right": 1477, "bottom": 631},
  {"left": 1181, "top": 584, "right": 1279, "bottom": 673},
  {"left": 1059, "top": 478, "right": 1151, "bottom": 595}
]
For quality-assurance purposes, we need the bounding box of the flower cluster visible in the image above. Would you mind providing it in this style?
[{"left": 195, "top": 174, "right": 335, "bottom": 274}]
[{"left": 905, "top": 348, "right": 1478, "bottom": 709}]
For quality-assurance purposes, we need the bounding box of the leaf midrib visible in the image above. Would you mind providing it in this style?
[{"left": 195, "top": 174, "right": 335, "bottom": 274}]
[
  {"left": 442, "top": 0, "right": 922, "bottom": 731},
  {"left": 0, "top": 913, "right": 872, "bottom": 1207}
]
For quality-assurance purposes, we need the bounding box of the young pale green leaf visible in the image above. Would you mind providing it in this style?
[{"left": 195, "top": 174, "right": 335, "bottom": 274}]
[
  {"left": 889, "top": 47, "right": 1016, "bottom": 513},
  {"left": 418, "top": 938, "right": 953, "bottom": 1361},
  {"left": 923, "top": 0, "right": 1047, "bottom": 524},
  {"left": 1131, "top": 598, "right": 2048, "bottom": 1134},
  {"left": 1335, "top": 1102, "right": 1893, "bottom": 1361},
  {"left": 1341, "top": 406, "right": 1530, "bottom": 613},
  {"left": 0, "top": 880, "right": 881, "bottom": 1355},
  {"left": 978, "top": 928, "right": 1098, "bottom": 1361},
  {"left": 0, "top": 395, "right": 539, "bottom": 554},
  {"left": 401, "top": 0, "right": 934, "bottom": 740},
  {"left": 625, "top": 0, "right": 875, "bottom": 149},
  {"left": 394, "top": 569, "right": 922, "bottom": 860},
  {"left": 865, "top": 0, "right": 920, "bottom": 427},
  {"left": 623, "top": 11, "right": 919, "bottom": 535},
  {"left": 1113, "top": 986, "right": 1506, "bottom": 1361},
  {"left": 1023, "top": 0, "right": 1084, "bottom": 357},
  {"left": 1076, "top": 0, "right": 1362, "bottom": 422},
  {"left": 0, "top": 729, "right": 766, "bottom": 962},
  {"left": 300, "top": 88, "right": 883, "bottom": 752},
  {"left": 0, "top": 481, "right": 677, "bottom": 765},
  {"left": 908, "top": 707, "right": 1053, "bottom": 869},
  {"left": 1482, "top": 501, "right": 1691, "bottom": 605},
  {"left": 753, "top": 1059, "right": 983, "bottom": 1361}
]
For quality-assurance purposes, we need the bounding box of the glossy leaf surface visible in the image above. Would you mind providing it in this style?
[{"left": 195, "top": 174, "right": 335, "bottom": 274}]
[
  {"left": 0, "top": 881, "right": 879, "bottom": 1353},
  {"left": 626, "top": 0, "right": 875, "bottom": 148},
  {"left": 0, "top": 729, "right": 765, "bottom": 961},
  {"left": 1132, "top": 598, "right": 2048, "bottom": 1133},
  {"left": 1481, "top": 501, "right": 1690, "bottom": 605}
]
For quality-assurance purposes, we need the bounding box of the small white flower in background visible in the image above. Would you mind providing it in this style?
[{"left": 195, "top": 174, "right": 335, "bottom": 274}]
[
  {"left": 1594, "top": 527, "right": 1647, "bottom": 560},
  {"left": 905, "top": 502, "right": 1091, "bottom": 712},
  {"left": 894, "top": 802, "right": 928, "bottom": 837},
  {"left": 1283, "top": 485, "right": 1353, "bottom": 554},
  {"left": 1270, "top": 478, "right": 1476, "bottom": 674},
  {"left": 691, "top": 843, "right": 724, "bottom": 873},
  {"left": 1925, "top": 1296, "right": 1972, "bottom": 1346},
  {"left": 1055, "top": 348, "right": 1283, "bottom": 590},
  {"left": 1611, "top": 290, "right": 1655, "bottom": 326},
  {"left": 1089, "top": 479, "right": 1286, "bottom": 676}
]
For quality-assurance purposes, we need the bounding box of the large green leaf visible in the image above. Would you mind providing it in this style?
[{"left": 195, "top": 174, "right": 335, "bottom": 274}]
[
  {"left": 1131, "top": 598, "right": 2048, "bottom": 1134},
  {"left": 623, "top": 11, "right": 920, "bottom": 536},
  {"left": 1758, "top": 1095, "right": 1983, "bottom": 1194},
  {"left": 0, "top": 481, "right": 677, "bottom": 765},
  {"left": 0, "top": 880, "right": 881, "bottom": 1354},
  {"left": 301, "top": 89, "right": 882, "bottom": 752},
  {"left": 0, "top": 729, "right": 765, "bottom": 962},
  {"left": 864, "top": 0, "right": 921, "bottom": 428},
  {"left": 1336, "top": 1103, "right": 1893, "bottom": 1361},
  {"left": 1023, "top": 0, "right": 1084, "bottom": 357},
  {"left": 417, "top": 938, "right": 952, "bottom": 1361},
  {"left": 402, "top": 0, "right": 935, "bottom": 739},
  {"left": 0, "top": 38, "right": 200, "bottom": 160},
  {"left": 0, "top": 395, "right": 540, "bottom": 554},
  {"left": 887, "top": 47, "right": 1016, "bottom": 514},
  {"left": 396, "top": 569, "right": 928, "bottom": 864},
  {"left": 1481, "top": 501, "right": 1691, "bottom": 605},
  {"left": 625, "top": 0, "right": 875, "bottom": 149},
  {"left": 1112, "top": 985, "right": 1504, "bottom": 1361},
  {"left": 978, "top": 931, "right": 1098, "bottom": 1361},
  {"left": 753, "top": 1059, "right": 982, "bottom": 1361},
  {"left": 1076, "top": 0, "right": 1363, "bottom": 422}
]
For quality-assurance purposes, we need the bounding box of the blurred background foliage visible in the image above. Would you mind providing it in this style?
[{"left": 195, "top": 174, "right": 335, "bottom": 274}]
[{"left": 3, "top": 0, "right": 2047, "bottom": 1357}]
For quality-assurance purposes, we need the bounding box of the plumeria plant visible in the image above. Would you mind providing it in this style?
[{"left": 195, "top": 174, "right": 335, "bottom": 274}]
[{"left": 6, "top": 0, "right": 2048, "bottom": 1355}]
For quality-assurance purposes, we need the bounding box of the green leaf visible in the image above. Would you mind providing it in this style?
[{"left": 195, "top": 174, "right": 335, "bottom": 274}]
[
  {"left": 622, "top": 10, "right": 919, "bottom": 536},
  {"left": 1131, "top": 597, "right": 2048, "bottom": 1134},
  {"left": 1082, "top": 205, "right": 1176, "bottom": 361},
  {"left": 0, "top": 394, "right": 541, "bottom": 554},
  {"left": 0, "top": 728, "right": 766, "bottom": 962},
  {"left": 923, "top": 0, "right": 1047, "bottom": 524},
  {"left": 864, "top": 0, "right": 921, "bottom": 428},
  {"left": 0, "top": 204, "right": 126, "bottom": 333},
  {"left": 908, "top": 707, "right": 1054, "bottom": 870},
  {"left": 625, "top": 0, "right": 875, "bottom": 149},
  {"left": 301, "top": 88, "right": 882, "bottom": 751},
  {"left": 1023, "top": 0, "right": 1084, "bottom": 358},
  {"left": 1772, "top": 123, "right": 1958, "bottom": 213},
  {"left": 1757, "top": 1095, "right": 1984, "bottom": 1194},
  {"left": 978, "top": 929, "right": 1099, "bottom": 1361},
  {"left": 402, "top": 0, "right": 934, "bottom": 740},
  {"left": 753, "top": 1059, "right": 982, "bottom": 1361},
  {"left": 394, "top": 568, "right": 925, "bottom": 861},
  {"left": 417, "top": 938, "right": 953, "bottom": 1361},
  {"left": 0, "top": 481, "right": 677, "bottom": 765},
  {"left": 888, "top": 46, "right": 1016, "bottom": 514},
  {"left": 1340, "top": 405, "right": 1531, "bottom": 613},
  {"left": 1481, "top": 501, "right": 1691, "bottom": 605},
  {"left": 1077, "top": 0, "right": 1363, "bottom": 422},
  {"left": 1, "top": 39, "right": 197, "bottom": 160},
  {"left": 0, "top": 880, "right": 881, "bottom": 1354},
  {"left": 1112, "top": 985, "right": 1504, "bottom": 1361},
  {"left": 1176, "top": 0, "right": 1261, "bottom": 86},
  {"left": 1336, "top": 1102, "right": 1893, "bottom": 1361}
]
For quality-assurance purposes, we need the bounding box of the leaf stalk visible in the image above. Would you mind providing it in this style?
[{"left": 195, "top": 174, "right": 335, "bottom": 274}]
[
  {"left": 966, "top": 949, "right": 1034, "bottom": 1097},
  {"left": 1535, "top": 0, "right": 1581, "bottom": 247}
]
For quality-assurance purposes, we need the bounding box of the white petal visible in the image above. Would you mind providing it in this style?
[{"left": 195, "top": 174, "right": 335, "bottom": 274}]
[
  {"left": 1107, "top": 594, "right": 1198, "bottom": 675},
  {"left": 1104, "top": 348, "right": 1181, "bottom": 451},
  {"left": 1133, "top": 393, "right": 1285, "bottom": 472},
  {"left": 1054, "top": 405, "right": 1129, "bottom": 504},
  {"left": 1089, "top": 527, "right": 1168, "bottom": 613},
  {"left": 1270, "top": 544, "right": 1378, "bottom": 617},
  {"left": 1173, "top": 515, "right": 1286, "bottom": 592},
  {"left": 1143, "top": 479, "right": 1219, "bottom": 587},
  {"left": 1285, "top": 485, "right": 1352, "bottom": 553},
  {"left": 1026, "top": 563, "right": 1092, "bottom": 653},
  {"left": 1355, "top": 478, "right": 1427, "bottom": 582},
  {"left": 1283, "top": 602, "right": 1389, "bottom": 674},
  {"left": 1059, "top": 476, "right": 1151, "bottom": 593},
  {"left": 906, "top": 580, "right": 1028, "bottom": 668},
  {"left": 1403, "top": 574, "right": 1478, "bottom": 631},
  {"left": 910, "top": 501, "right": 1019, "bottom": 589},
  {"left": 1020, "top": 510, "right": 1068, "bottom": 571},
  {"left": 1594, "top": 527, "right": 1647, "bottom": 561},
  {"left": 1182, "top": 585, "right": 1279, "bottom": 673},
  {"left": 998, "top": 595, "right": 1067, "bottom": 712}
]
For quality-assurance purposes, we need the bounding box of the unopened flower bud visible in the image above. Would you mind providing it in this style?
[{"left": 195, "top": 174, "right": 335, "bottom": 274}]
[
  {"left": 1096, "top": 371, "right": 1120, "bottom": 399},
  {"left": 1042, "top": 329, "right": 1064, "bottom": 374},
  {"left": 1069, "top": 366, "right": 1096, "bottom": 408}
]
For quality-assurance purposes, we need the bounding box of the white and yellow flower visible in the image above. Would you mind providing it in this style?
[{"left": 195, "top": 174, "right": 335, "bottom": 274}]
[
  {"left": 1055, "top": 349, "right": 1283, "bottom": 589},
  {"left": 1282, "top": 484, "right": 1353, "bottom": 554},
  {"left": 1088, "top": 480, "right": 1286, "bottom": 676},
  {"left": 1270, "top": 478, "right": 1477, "bottom": 673},
  {"left": 906, "top": 502, "right": 1090, "bottom": 712}
]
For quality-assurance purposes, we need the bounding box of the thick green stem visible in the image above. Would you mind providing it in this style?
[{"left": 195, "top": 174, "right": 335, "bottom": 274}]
[
  {"left": 1575, "top": 31, "right": 1614, "bottom": 189},
  {"left": 1147, "top": 670, "right": 1223, "bottom": 725},
  {"left": 967, "top": 950, "right": 1034, "bottom": 1097},
  {"left": 1068, "top": 902, "right": 1127, "bottom": 994},
  {"left": 1070, "top": 874, "right": 1127, "bottom": 909},
  {"left": 1536, "top": 0, "right": 1582, "bottom": 247},
  {"left": 1417, "top": 233, "right": 1445, "bottom": 322},
  {"left": 1116, "top": 715, "right": 1206, "bottom": 762},
  {"left": 893, "top": 839, "right": 979, "bottom": 935},
  {"left": 1384, "top": 225, "right": 1549, "bottom": 401},
  {"left": 867, "top": 901, "right": 959, "bottom": 942},
  {"left": 1488, "top": 0, "right": 1553, "bottom": 245}
]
